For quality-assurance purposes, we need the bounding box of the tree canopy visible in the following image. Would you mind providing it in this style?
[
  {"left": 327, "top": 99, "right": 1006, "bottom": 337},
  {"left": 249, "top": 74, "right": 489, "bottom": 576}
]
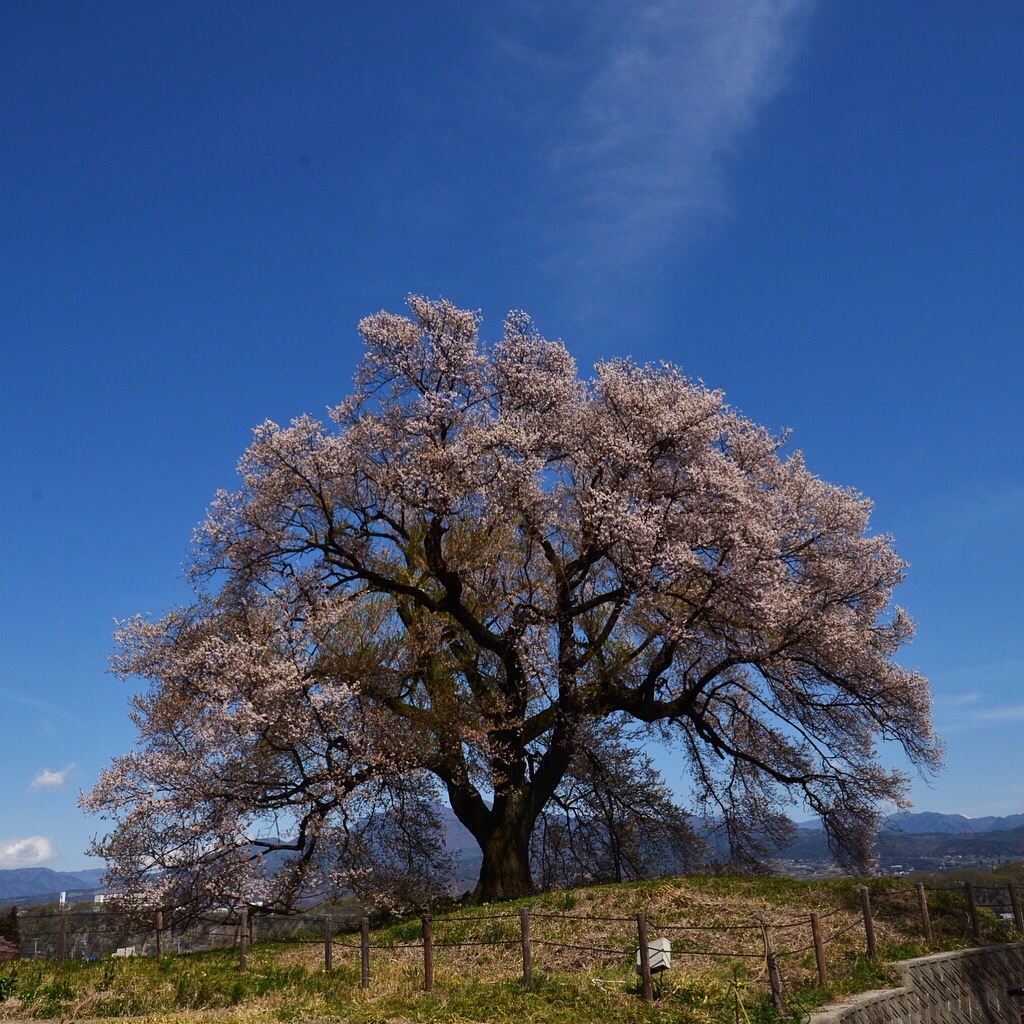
[{"left": 85, "top": 296, "right": 941, "bottom": 907}]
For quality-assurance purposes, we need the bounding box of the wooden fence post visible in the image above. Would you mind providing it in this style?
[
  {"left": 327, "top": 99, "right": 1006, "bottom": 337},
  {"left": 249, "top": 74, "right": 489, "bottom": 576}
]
[
  {"left": 520, "top": 907, "right": 532, "bottom": 991},
  {"left": 759, "top": 920, "right": 785, "bottom": 1015},
  {"left": 324, "top": 916, "right": 333, "bottom": 972},
  {"left": 422, "top": 916, "right": 433, "bottom": 992},
  {"left": 238, "top": 908, "right": 248, "bottom": 974},
  {"left": 916, "top": 883, "right": 932, "bottom": 941},
  {"left": 360, "top": 916, "right": 370, "bottom": 989},
  {"left": 57, "top": 909, "right": 67, "bottom": 965},
  {"left": 810, "top": 912, "right": 828, "bottom": 987},
  {"left": 636, "top": 912, "right": 653, "bottom": 1004},
  {"left": 1009, "top": 883, "right": 1024, "bottom": 935},
  {"left": 965, "top": 881, "right": 981, "bottom": 943},
  {"left": 859, "top": 886, "right": 876, "bottom": 958},
  {"left": 155, "top": 910, "right": 163, "bottom": 960}
]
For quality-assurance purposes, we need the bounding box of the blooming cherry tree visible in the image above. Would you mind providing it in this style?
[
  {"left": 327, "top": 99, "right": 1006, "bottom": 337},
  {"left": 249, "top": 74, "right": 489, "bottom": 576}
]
[
  {"left": 87, "top": 297, "right": 941, "bottom": 903},
  {"left": 85, "top": 586, "right": 452, "bottom": 917}
]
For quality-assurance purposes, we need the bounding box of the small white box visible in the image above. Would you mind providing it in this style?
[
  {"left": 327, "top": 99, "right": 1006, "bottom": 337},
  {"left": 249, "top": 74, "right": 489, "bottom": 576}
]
[{"left": 636, "top": 936, "right": 671, "bottom": 973}]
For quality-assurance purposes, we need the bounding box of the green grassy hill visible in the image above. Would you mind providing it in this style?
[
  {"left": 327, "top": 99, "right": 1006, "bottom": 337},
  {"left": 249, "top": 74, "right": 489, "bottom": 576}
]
[{"left": 1, "top": 872, "right": 1021, "bottom": 1023}]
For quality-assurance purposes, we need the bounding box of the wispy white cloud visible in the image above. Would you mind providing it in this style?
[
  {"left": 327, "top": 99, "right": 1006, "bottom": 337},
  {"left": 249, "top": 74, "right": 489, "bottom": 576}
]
[
  {"left": 928, "top": 660, "right": 1024, "bottom": 729},
  {"left": 955, "top": 704, "right": 1024, "bottom": 724},
  {"left": 932, "top": 662, "right": 1024, "bottom": 685},
  {"left": 0, "top": 686, "right": 81, "bottom": 725},
  {"left": 0, "top": 835, "right": 56, "bottom": 868},
  {"left": 28, "top": 763, "right": 75, "bottom": 792},
  {"left": 546, "top": 0, "right": 817, "bottom": 268},
  {"left": 932, "top": 691, "right": 983, "bottom": 708},
  {"left": 932, "top": 686, "right": 1024, "bottom": 730}
]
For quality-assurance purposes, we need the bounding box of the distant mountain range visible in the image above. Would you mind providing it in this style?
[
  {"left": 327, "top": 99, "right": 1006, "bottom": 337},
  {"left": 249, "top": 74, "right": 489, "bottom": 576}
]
[
  {"left": 795, "top": 812, "right": 1024, "bottom": 836},
  {"left": 0, "top": 867, "right": 105, "bottom": 903},
  {"left": 4, "top": 812, "right": 1024, "bottom": 904},
  {"left": 753, "top": 813, "right": 1024, "bottom": 868}
]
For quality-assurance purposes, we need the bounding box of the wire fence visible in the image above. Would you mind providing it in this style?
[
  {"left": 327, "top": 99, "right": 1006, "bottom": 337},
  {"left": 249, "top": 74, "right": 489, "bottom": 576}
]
[{"left": 4, "top": 878, "right": 1024, "bottom": 1010}]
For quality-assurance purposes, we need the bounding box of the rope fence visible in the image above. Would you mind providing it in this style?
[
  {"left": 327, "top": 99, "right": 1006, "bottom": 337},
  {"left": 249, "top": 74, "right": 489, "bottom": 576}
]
[{"left": 7, "top": 878, "right": 1024, "bottom": 1012}]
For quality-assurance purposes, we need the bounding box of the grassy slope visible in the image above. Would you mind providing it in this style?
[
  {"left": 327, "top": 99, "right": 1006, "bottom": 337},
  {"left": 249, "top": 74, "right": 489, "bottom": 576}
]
[{"left": 0, "top": 874, "right": 1019, "bottom": 1024}]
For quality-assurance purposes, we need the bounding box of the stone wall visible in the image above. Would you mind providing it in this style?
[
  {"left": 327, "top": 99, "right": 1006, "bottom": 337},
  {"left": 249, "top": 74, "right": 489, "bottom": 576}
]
[{"left": 809, "top": 943, "right": 1024, "bottom": 1024}]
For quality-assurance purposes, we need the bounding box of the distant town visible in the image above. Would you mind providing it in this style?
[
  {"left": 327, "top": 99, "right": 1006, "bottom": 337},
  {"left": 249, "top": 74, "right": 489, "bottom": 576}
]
[{"left": 777, "top": 811, "right": 1024, "bottom": 878}]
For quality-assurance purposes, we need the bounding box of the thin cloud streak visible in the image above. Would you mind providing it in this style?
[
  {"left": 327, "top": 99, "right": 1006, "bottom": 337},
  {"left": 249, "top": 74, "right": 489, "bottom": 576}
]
[
  {"left": 0, "top": 686, "right": 81, "bottom": 725},
  {"left": 551, "top": 0, "right": 816, "bottom": 269},
  {"left": 930, "top": 691, "right": 983, "bottom": 712},
  {"left": 931, "top": 660, "right": 1024, "bottom": 686},
  {"left": 933, "top": 698, "right": 1024, "bottom": 730},
  {"left": 958, "top": 705, "right": 1024, "bottom": 723},
  {"left": 928, "top": 662, "right": 1024, "bottom": 729}
]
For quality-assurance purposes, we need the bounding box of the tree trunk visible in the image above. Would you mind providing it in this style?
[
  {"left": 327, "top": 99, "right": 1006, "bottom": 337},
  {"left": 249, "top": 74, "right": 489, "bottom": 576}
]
[
  {"left": 445, "top": 781, "right": 540, "bottom": 900},
  {"left": 443, "top": 720, "right": 575, "bottom": 901},
  {"left": 474, "top": 826, "right": 534, "bottom": 900}
]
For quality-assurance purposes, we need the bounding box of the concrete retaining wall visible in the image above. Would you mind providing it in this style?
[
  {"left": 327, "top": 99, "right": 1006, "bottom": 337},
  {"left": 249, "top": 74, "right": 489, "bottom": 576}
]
[{"left": 809, "top": 943, "right": 1024, "bottom": 1024}]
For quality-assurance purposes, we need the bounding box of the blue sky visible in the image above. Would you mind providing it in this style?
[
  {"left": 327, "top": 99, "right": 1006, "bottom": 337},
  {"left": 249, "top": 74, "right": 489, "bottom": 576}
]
[{"left": 1, "top": 1, "right": 1021, "bottom": 871}]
